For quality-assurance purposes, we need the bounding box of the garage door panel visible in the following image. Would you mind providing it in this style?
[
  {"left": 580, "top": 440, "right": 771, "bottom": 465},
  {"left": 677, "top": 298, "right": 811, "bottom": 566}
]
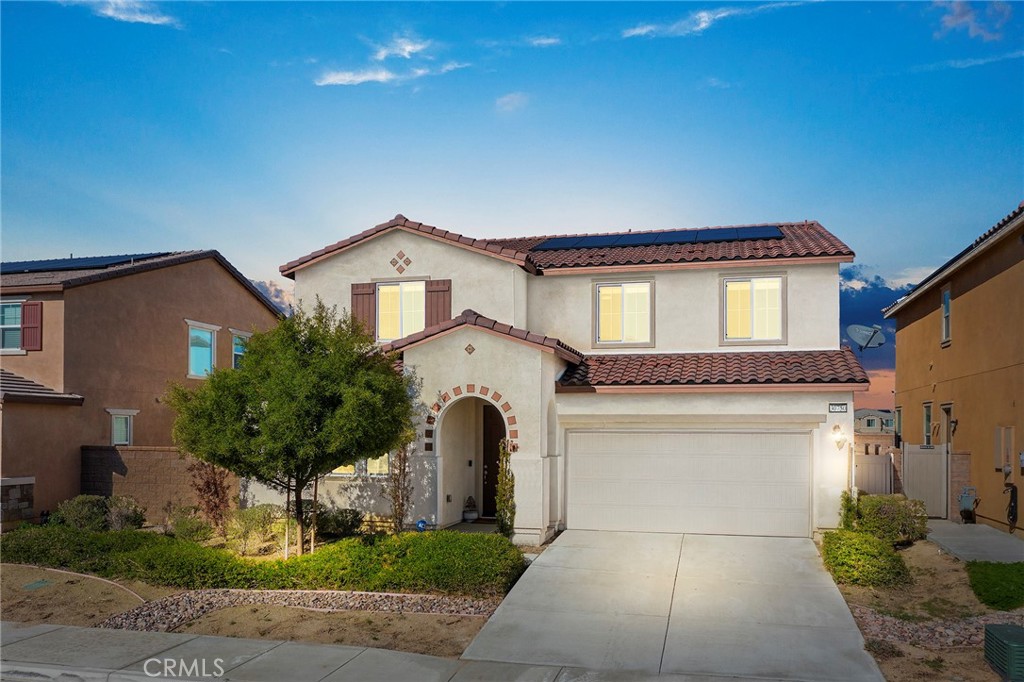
[{"left": 566, "top": 430, "right": 811, "bottom": 537}]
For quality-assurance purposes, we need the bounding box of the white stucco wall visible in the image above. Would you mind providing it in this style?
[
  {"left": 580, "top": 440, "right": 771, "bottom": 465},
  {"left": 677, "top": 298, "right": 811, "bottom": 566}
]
[
  {"left": 528, "top": 262, "right": 841, "bottom": 353},
  {"left": 292, "top": 230, "right": 528, "bottom": 327}
]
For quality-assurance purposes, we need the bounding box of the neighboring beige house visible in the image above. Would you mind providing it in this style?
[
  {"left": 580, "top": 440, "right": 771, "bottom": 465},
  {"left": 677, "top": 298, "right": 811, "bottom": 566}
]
[
  {"left": 854, "top": 408, "right": 896, "bottom": 455},
  {"left": 0, "top": 251, "right": 281, "bottom": 528},
  {"left": 884, "top": 202, "right": 1023, "bottom": 531},
  {"left": 275, "top": 215, "right": 868, "bottom": 544}
]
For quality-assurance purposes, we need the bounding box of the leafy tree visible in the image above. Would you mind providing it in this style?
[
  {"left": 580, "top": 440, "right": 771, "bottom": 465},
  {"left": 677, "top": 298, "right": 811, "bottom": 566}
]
[
  {"left": 167, "top": 299, "right": 414, "bottom": 554},
  {"left": 495, "top": 438, "right": 517, "bottom": 539},
  {"left": 379, "top": 434, "right": 416, "bottom": 534}
]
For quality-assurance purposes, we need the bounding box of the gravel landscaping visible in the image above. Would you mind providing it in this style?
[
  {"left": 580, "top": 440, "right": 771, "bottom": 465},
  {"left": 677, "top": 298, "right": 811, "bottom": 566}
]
[
  {"left": 851, "top": 603, "right": 1024, "bottom": 649},
  {"left": 98, "top": 588, "right": 501, "bottom": 633}
]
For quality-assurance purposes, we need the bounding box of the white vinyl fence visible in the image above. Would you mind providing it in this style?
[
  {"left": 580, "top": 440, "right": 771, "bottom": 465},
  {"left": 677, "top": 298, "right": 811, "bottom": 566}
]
[
  {"left": 854, "top": 452, "right": 893, "bottom": 495},
  {"left": 903, "top": 444, "right": 948, "bottom": 518}
]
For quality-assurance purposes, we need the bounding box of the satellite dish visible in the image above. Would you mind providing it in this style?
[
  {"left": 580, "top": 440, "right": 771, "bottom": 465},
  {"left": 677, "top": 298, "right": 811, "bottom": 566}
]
[{"left": 847, "top": 324, "right": 886, "bottom": 351}]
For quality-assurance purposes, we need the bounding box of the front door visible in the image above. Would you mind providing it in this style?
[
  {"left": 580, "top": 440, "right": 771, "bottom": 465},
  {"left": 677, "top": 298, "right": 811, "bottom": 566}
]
[{"left": 481, "top": 404, "right": 504, "bottom": 517}]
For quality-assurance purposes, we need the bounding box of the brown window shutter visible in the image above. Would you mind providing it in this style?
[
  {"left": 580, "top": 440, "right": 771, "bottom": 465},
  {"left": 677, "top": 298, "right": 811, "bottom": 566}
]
[
  {"left": 351, "top": 283, "right": 376, "bottom": 337},
  {"left": 21, "top": 301, "right": 43, "bottom": 351},
  {"left": 425, "top": 279, "right": 452, "bottom": 328}
]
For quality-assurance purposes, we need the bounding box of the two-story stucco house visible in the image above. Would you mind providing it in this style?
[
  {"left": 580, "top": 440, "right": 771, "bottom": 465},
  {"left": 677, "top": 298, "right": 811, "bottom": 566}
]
[
  {"left": 278, "top": 215, "right": 868, "bottom": 544},
  {"left": 0, "top": 251, "right": 281, "bottom": 528}
]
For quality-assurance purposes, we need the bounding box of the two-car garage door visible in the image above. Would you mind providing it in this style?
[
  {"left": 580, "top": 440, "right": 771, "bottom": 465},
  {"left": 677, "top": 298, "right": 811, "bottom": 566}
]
[{"left": 566, "top": 430, "right": 811, "bottom": 537}]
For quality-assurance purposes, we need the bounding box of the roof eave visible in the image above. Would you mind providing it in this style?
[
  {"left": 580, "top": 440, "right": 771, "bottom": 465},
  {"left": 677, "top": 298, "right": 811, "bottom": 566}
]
[
  {"left": 0, "top": 392, "right": 85, "bottom": 406},
  {"left": 555, "top": 381, "right": 869, "bottom": 394}
]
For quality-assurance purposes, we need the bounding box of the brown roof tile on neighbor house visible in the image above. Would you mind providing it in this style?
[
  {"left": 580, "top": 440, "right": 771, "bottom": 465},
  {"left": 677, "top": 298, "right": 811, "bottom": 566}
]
[
  {"left": 0, "top": 370, "right": 84, "bottom": 405},
  {"left": 0, "top": 251, "right": 283, "bottom": 316},
  {"left": 558, "top": 348, "right": 869, "bottom": 389},
  {"left": 280, "top": 216, "right": 854, "bottom": 277},
  {"left": 381, "top": 309, "right": 585, "bottom": 364}
]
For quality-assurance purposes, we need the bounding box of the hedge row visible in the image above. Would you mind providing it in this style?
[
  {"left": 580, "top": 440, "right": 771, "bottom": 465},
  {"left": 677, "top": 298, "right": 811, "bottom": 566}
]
[
  {"left": 0, "top": 525, "right": 524, "bottom": 598},
  {"left": 821, "top": 529, "right": 911, "bottom": 587}
]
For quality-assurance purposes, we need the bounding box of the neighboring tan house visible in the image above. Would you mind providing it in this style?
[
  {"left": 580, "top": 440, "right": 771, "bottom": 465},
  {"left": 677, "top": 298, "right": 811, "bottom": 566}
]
[
  {"left": 854, "top": 408, "right": 896, "bottom": 455},
  {"left": 274, "top": 215, "right": 868, "bottom": 544},
  {"left": 884, "top": 202, "right": 1023, "bottom": 532},
  {"left": 0, "top": 251, "right": 281, "bottom": 528}
]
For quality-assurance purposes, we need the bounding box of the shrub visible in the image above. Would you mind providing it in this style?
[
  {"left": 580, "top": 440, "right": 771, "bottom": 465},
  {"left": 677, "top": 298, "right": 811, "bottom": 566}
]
[
  {"left": 965, "top": 562, "right": 1024, "bottom": 610},
  {"left": 106, "top": 495, "right": 146, "bottom": 531},
  {"left": 857, "top": 494, "right": 927, "bottom": 546},
  {"left": 169, "top": 507, "right": 214, "bottom": 543},
  {"left": 315, "top": 507, "right": 363, "bottom": 538},
  {"left": 53, "top": 495, "right": 110, "bottom": 532},
  {"left": 821, "top": 529, "right": 911, "bottom": 587},
  {"left": 186, "top": 460, "right": 232, "bottom": 533},
  {"left": 839, "top": 489, "right": 858, "bottom": 531},
  {"left": 496, "top": 439, "right": 517, "bottom": 539},
  {"left": 0, "top": 525, "right": 524, "bottom": 597},
  {"left": 228, "top": 504, "right": 281, "bottom": 555}
]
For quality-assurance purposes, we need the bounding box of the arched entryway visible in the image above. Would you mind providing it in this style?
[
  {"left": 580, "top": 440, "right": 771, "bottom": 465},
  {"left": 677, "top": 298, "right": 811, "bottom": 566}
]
[{"left": 435, "top": 396, "right": 509, "bottom": 527}]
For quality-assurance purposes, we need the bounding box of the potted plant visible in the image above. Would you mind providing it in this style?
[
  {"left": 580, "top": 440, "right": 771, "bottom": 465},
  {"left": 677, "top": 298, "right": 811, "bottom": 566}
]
[{"left": 463, "top": 496, "right": 479, "bottom": 522}]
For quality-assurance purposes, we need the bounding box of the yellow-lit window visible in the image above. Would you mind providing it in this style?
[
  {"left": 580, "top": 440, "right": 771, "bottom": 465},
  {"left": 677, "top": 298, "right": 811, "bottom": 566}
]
[
  {"left": 725, "top": 277, "right": 782, "bottom": 341},
  {"left": 366, "top": 453, "right": 389, "bottom": 476},
  {"left": 376, "top": 281, "right": 425, "bottom": 341},
  {"left": 596, "top": 283, "right": 650, "bottom": 343},
  {"left": 332, "top": 463, "right": 356, "bottom": 476}
]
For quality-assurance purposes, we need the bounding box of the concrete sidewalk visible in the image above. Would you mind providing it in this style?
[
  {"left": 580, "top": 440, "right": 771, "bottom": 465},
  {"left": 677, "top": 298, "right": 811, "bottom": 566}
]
[
  {"left": 928, "top": 520, "right": 1024, "bottom": 562},
  {"left": 1, "top": 621, "right": 782, "bottom": 682}
]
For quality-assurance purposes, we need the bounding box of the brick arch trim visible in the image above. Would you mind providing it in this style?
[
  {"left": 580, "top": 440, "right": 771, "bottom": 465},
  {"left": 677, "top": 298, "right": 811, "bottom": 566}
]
[{"left": 422, "top": 384, "right": 519, "bottom": 454}]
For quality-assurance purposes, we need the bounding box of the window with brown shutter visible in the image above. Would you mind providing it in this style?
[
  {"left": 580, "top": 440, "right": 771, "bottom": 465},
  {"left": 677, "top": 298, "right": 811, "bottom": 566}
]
[
  {"left": 21, "top": 301, "right": 43, "bottom": 351},
  {"left": 425, "top": 279, "right": 452, "bottom": 327},
  {"left": 351, "top": 283, "right": 376, "bottom": 338}
]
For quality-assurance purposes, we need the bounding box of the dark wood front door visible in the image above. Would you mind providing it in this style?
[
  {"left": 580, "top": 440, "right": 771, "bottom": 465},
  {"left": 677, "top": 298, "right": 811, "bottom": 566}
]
[{"left": 481, "top": 404, "right": 505, "bottom": 517}]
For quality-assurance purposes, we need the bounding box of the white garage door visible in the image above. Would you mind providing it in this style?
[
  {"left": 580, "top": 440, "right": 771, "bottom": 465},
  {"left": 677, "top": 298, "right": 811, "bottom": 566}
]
[{"left": 566, "top": 430, "right": 811, "bottom": 537}]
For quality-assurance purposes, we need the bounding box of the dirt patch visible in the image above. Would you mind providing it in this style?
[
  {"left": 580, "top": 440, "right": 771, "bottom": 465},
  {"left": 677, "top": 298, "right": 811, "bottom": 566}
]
[
  {"left": 175, "top": 605, "right": 485, "bottom": 658},
  {"left": 834, "top": 542, "right": 1010, "bottom": 681},
  {"left": 0, "top": 564, "right": 174, "bottom": 626},
  {"left": 839, "top": 541, "right": 990, "bottom": 621}
]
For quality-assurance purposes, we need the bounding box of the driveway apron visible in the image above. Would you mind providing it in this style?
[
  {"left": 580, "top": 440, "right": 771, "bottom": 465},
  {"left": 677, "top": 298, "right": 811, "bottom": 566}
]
[{"left": 462, "top": 530, "right": 882, "bottom": 681}]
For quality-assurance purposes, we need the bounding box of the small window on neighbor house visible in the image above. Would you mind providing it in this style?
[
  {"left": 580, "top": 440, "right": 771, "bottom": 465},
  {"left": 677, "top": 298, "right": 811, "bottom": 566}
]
[
  {"left": 106, "top": 409, "right": 139, "bottom": 446},
  {"left": 923, "top": 403, "right": 933, "bottom": 446},
  {"left": 1, "top": 302, "right": 22, "bottom": 350},
  {"left": 895, "top": 408, "right": 902, "bottom": 437},
  {"left": 596, "top": 282, "right": 651, "bottom": 344},
  {"left": 232, "top": 334, "right": 248, "bottom": 369},
  {"left": 884, "top": 418, "right": 894, "bottom": 429},
  {"left": 376, "top": 281, "right": 425, "bottom": 342},
  {"left": 724, "top": 276, "right": 783, "bottom": 342},
  {"left": 187, "top": 320, "right": 220, "bottom": 378},
  {"left": 366, "top": 453, "right": 390, "bottom": 476},
  {"left": 941, "top": 288, "right": 952, "bottom": 343},
  {"left": 866, "top": 418, "right": 877, "bottom": 428}
]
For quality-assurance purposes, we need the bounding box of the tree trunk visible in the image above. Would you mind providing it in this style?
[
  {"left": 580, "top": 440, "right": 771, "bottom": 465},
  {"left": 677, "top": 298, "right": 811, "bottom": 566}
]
[
  {"left": 293, "top": 480, "right": 305, "bottom": 556},
  {"left": 284, "top": 480, "right": 291, "bottom": 559},
  {"left": 310, "top": 477, "right": 319, "bottom": 553}
]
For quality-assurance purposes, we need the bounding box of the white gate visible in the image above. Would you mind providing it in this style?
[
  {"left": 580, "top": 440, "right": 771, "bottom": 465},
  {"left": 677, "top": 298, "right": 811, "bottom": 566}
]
[
  {"left": 903, "top": 444, "right": 948, "bottom": 518},
  {"left": 855, "top": 453, "right": 893, "bottom": 495}
]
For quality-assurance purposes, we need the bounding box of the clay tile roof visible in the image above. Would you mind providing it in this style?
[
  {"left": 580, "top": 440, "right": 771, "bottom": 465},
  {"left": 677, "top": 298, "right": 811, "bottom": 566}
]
[
  {"left": 280, "top": 217, "right": 853, "bottom": 278},
  {"left": 0, "top": 370, "right": 84, "bottom": 405},
  {"left": 381, "top": 309, "right": 584, "bottom": 364},
  {"left": 558, "top": 348, "right": 868, "bottom": 389}
]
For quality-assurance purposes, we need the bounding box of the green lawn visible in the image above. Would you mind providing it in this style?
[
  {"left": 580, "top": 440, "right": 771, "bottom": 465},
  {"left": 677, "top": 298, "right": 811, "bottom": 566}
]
[
  {"left": 0, "top": 525, "right": 524, "bottom": 598},
  {"left": 965, "top": 561, "right": 1024, "bottom": 610}
]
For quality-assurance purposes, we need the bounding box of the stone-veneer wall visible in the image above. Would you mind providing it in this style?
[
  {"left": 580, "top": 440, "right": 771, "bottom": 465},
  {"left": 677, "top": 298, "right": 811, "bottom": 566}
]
[
  {"left": 949, "top": 451, "right": 972, "bottom": 521},
  {"left": 1, "top": 478, "right": 36, "bottom": 529},
  {"left": 82, "top": 446, "right": 239, "bottom": 526}
]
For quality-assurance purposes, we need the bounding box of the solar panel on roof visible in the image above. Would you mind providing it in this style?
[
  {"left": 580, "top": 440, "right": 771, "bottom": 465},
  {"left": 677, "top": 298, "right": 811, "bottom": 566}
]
[
  {"left": 735, "top": 225, "right": 784, "bottom": 240},
  {"left": 613, "top": 232, "right": 662, "bottom": 246},
  {"left": 0, "top": 253, "right": 172, "bottom": 274},
  {"left": 573, "top": 234, "right": 621, "bottom": 248},
  {"left": 531, "top": 237, "right": 585, "bottom": 251},
  {"left": 653, "top": 230, "right": 698, "bottom": 245},
  {"left": 695, "top": 228, "right": 739, "bottom": 243}
]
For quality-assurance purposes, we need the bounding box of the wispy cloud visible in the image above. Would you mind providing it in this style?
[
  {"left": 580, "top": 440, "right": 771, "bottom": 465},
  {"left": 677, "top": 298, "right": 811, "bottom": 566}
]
[
  {"left": 315, "top": 68, "right": 396, "bottom": 87},
  {"left": 315, "top": 62, "right": 470, "bottom": 87},
  {"left": 87, "top": 0, "right": 180, "bottom": 27},
  {"left": 496, "top": 91, "right": 529, "bottom": 112},
  {"left": 527, "top": 36, "right": 561, "bottom": 47},
  {"left": 373, "top": 36, "right": 431, "bottom": 61},
  {"left": 912, "top": 48, "right": 1024, "bottom": 72},
  {"left": 622, "top": 2, "right": 808, "bottom": 39},
  {"left": 701, "top": 76, "right": 734, "bottom": 89},
  {"left": 933, "top": 1, "right": 1012, "bottom": 42}
]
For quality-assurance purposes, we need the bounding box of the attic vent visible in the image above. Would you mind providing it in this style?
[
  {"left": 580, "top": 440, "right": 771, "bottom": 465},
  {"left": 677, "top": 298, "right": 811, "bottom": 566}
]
[{"left": 985, "top": 624, "right": 1024, "bottom": 680}]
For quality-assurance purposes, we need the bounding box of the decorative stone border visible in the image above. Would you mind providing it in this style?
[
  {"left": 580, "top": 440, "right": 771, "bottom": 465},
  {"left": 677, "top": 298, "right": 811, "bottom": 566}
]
[
  {"left": 424, "top": 384, "right": 518, "bottom": 454},
  {"left": 850, "top": 603, "right": 1024, "bottom": 649}
]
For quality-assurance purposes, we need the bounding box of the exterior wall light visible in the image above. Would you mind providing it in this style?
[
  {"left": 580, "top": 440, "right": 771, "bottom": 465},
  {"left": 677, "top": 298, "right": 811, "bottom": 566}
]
[{"left": 832, "top": 424, "right": 848, "bottom": 450}]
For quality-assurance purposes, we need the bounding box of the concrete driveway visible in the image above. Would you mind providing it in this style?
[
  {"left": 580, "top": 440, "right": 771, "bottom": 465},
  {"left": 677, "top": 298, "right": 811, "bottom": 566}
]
[{"left": 462, "top": 531, "right": 882, "bottom": 681}]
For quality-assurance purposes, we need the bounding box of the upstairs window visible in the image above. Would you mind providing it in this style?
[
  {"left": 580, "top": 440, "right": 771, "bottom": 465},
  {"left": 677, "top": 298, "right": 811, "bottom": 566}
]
[
  {"left": 0, "top": 300, "right": 42, "bottom": 352},
  {"left": 866, "top": 418, "right": 877, "bottom": 428},
  {"left": 1, "top": 302, "right": 22, "bottom": 350},
  {"left": 231, "top": 331, "right": 251, "bottom": 369},
  {"left": 923, "top": 403, "right": 933, "bottom": 446},
  {"left": 723, "top": 276, "right": 784, "bottom": 343},
  {"left": 186, "top": 320, "right": 221, "bottom": 378},
  {"left": 941, "top": 287, "right": 952, "bottom": 344},
  {"left": 595, "top": 282, "right": 652, "bottom": 345},
  {"left": 376, "top": 281, "right": 425, "bottom": 342}
]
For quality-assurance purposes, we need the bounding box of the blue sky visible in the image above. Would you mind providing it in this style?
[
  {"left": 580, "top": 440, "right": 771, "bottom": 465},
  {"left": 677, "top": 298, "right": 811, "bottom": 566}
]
[{"left": 3, "top": 2, "right": 1022, "bottom": 306}]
